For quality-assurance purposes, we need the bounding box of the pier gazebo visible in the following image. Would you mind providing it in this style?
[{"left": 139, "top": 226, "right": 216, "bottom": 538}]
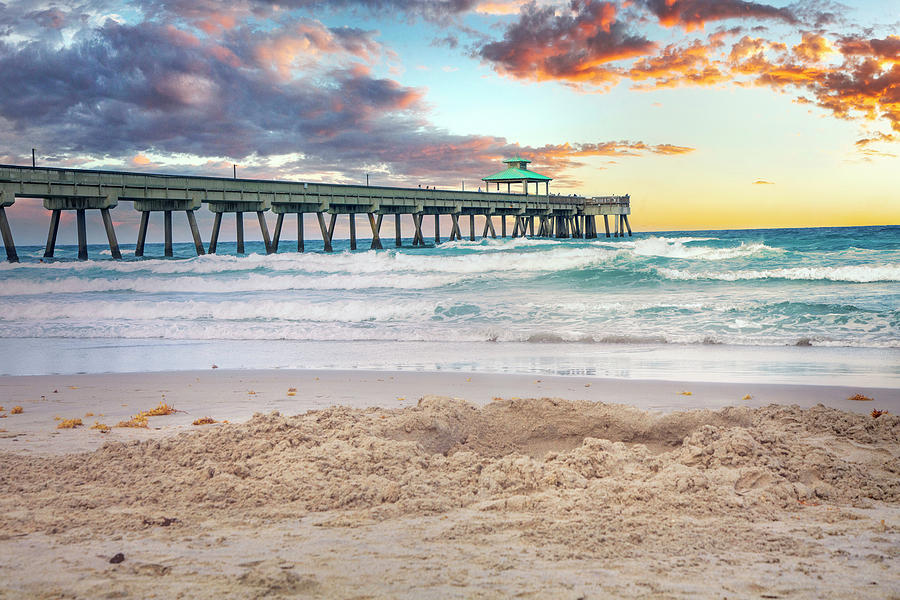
[{"left": 482, "top": 157, "right": 551, "bottom": 196}]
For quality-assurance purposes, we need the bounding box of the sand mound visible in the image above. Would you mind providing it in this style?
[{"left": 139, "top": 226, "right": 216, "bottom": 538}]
[{"left": 0, "top": 396, "right": 897, "bottom": 540}]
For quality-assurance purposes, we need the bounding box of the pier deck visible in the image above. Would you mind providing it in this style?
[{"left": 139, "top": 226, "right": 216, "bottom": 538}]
[{"left": 0, "top": 164, "right": 632, "bottom": 261}]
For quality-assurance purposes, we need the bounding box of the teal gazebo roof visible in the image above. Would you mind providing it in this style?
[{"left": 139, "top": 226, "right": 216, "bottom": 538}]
[{"left": 482, "top": 157, "right": 552, "bottom": 182}]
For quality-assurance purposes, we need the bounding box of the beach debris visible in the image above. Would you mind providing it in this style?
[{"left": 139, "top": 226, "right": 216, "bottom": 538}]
[
  {"left": 466, "top": 377, "right": 472, "bottom": 382},
  {"left": 116, "top": 402, "right": 177, "bottom": 428},
  {"left": 742, "top": 394, "right": 752, "bottom": 400},
  {"left": 109, "top": 553, "right": 125, "bottom": 564},
  {"left": 871, "top": 409, "right": 888, "bottom": 419},
  {"left": 287, "top": 387, "right": 297, "bottom": 396},
  {"left": 796, "top": 338, "right": 813, "bottom": 346},
  {"left": 397, "top": 397, "right": 405, "bottom": 402},
  {"left": 849, "top": 393, "right": 874, "bottom": 401},
  {"left": 85, "top": 412, "right": 94, "bottom": 417},
  {"left": 248, "top": 390, "right": 257, "bottom": 395},
  {"left": 585, "top": 383, "right": 591, "bottom": 387},
  {"left": 57, "top": 418, "right": 83, "bottom": 429},
  {"left": 40, "top": 395, "right": 46, "bottom": 401},
  {"left": 0, "top": 414, "right": 5, "bottom": 419},
  {"left": 68, "top": 386, "right": 78, "bottom": 390},
  {"left": 10, "top": 406, "right": 23, "bottom": 414},
  {"left": 680, "top": 391, "right": 692, "bottom": 396},
  {"left": 143, "top": 516, "right": 179, "bottom": 527},
  {"left": 0, "top": 406, "right": 3, "bottom": 412},
  {"left": 211, "top": 364, "right": 218, "bottom": 369},
  {"left": 91, "top": 422, "right": 111, "bottom": 433},
  {"left": 52, "top": 389, "right": 58, "bottom": 393},
  {"left": 192, "top": 417, "right": 217, "bottom": 426}
]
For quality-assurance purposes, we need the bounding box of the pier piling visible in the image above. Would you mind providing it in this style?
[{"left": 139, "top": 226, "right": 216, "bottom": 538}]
[
  {"left": 317, "top": 213, "right": 333, "bottom": 252},
  {"left": 349, "top": 214, "right": 357, "bottom": 250},
  {"left": 412, "top": 213, "right": 425, "bottom": 246},
  {"left": 297, "top": 214, "right": 304, "bottom": 252},
  {"left": 101, "top": 208, "right": 122, "bottom": 259},
  {"left": 76, "top": 209, "right": 87, "bottom": 260},
  {"left": 0, "top": 206, "right": 17, "bottom": 262},
  {"left": 272, "top": 213, "right": 284, "bottom": 253},
  {"left": 257, "top": 211, "right": 273, "bottom": 254},
  {"left": 395, "top": 214, "right": 402, "bottom": 247},
  {"left": 368, "top": 213, "right": 383, "bottom": 250},
  {"left": 236, "top": 212, "right": 245, "bottom": 254},
  {"left": 163, "top": 210, "right": 173, "bottom": 257},
  {"left": 43, "top": 210, "right": 61, "bottom": 258},
  {"left": 209, "top": 213, "right": 223, "bottom": 253}
]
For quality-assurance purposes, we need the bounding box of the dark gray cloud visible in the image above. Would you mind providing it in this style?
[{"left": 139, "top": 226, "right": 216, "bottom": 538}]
[
  {"left": 634, "top": 0, "right": 798, "bottom": 29},
  {"left": 0, "top": 20, "right": 426, "bottom": 160}
]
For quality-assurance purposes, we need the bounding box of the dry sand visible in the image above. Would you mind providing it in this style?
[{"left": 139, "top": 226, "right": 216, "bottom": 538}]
[{"left": 0, "top": 371, "right": 899, "bottom": 598}]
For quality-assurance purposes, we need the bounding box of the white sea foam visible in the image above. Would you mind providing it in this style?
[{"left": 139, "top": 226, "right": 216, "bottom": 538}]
[
  {"left": 0, "top": 298, "right": 442, "bottom": 323},
  {"left": 632, "top": 238, "right": 782, "bottom": 260},
  {"left": 0, "top": 271, "right": 465, "bottom": 296},
  {"left": 658, "top": 264, "right": 900, "bottom": 282}
]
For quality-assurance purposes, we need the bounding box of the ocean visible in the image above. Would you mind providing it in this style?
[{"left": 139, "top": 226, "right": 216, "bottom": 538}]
[{"left": 1, "top": 224, "right": 897, "bottom": 386}]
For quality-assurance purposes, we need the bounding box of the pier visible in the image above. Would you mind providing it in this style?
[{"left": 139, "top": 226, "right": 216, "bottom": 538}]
[{"left": 0, "top": 163, "right": 631, "bottom": 261}]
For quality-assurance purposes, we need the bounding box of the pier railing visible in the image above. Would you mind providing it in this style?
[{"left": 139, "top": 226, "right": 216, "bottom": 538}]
[{"left": 0, "top": 164, "right": 632, "bottom": 261}]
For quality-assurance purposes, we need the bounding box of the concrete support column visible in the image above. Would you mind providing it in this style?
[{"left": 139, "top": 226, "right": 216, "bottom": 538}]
[
  {"left": 434, "top": 214, "right": 440, "bottom": 244},
  {"left": 0, "top": 207, "right": 17, "bottom": 263},
  {"left": 100, "top": 208, "right": 122, "bottom": 259},
  {"left": 603, "top": 215, "right": 610, "bottom": 238},
  {"left": 187, "top": 211, "right": 205, "bottom": 254},
  {"left": 135, "top": 212, "right": 149, "bottom": 257},
  {"left": 469, "top": 214, "right": 475, "bottom": 241},
  {"left": 209, "top": 213, "right": 223, "bottom": 253},
  {"left": 76, "top": 209, "right": 88, "bottom": 260},
  {"left": 395, "top": 214, "right": 402, "bottom": 247},
  {"left": 317, "top": 212, "right": 333, "bottom": 252},
  {"left": 368, "top": 213, "right": 383, "bottom": 250},
  {"left": 411, "top": 213, "right": 425, "bottom": 246},
  {"left": 623, "top": 214, "right": 632, "bottom": 236},
  {"left": 257, "top": 211, "right": 273, "bottom": 254},
  {"left": 44, "top": 209, "right": 61, "bottom": 258},
  {"left": 272, "top": 213, "right": 284, "bottom": 253},
  {"left": 236, "top": 212, "right": 245, "bottom": 254},
  {"left": 349, "top": 213, "right": 357, "bottom": 250},
  {"left": 501, "top": 216, "right": 507, "bottom": 238},
  {"left": 297, "top": 213, "right": 304, "bottom": 253},
  {"left": 163, "top": 210, "right": 173, "bottom": 257}
]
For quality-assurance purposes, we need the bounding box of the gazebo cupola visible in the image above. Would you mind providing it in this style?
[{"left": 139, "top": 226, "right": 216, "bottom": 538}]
[{"left": 482, "top": 156, "right": 552, "bottom": 196}]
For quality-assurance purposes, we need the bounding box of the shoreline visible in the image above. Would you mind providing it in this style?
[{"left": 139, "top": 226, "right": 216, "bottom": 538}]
[{"left": 1, "top": 367, "right": 897, "bottom": 456}]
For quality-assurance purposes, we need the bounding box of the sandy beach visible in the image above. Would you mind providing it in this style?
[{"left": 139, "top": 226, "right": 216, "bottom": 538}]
[{"left": 1, "top": 369, "right": 898, "bottom": 598}]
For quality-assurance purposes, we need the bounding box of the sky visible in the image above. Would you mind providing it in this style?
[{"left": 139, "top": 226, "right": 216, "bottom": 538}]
[{"left": 0, "top": 0, "right": 898, "bottom": 243}]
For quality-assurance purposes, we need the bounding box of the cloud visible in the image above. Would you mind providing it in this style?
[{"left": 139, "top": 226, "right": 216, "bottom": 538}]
[
  {"left": 478, "top": 1, "right": 656, "bottom": 87},
  {"left": 628, "top": 36, "right": 730, "bottom": 88},
  {"left": 0, "top": 19, "right": 423, "bottom": 158},
  {"left": 634, "top": 0, "right": 798, "bottom": 31},
  {"left": 728, "top": 33, "right": 900, "bottom": 133},
  {"left": 153, "top": 0, "right": 482, "bottom": 24},
  {"left": 753, "top": 179, "right": 774, "bottom": 184},
  {"left": 0, "top": 13, "right": 692, "bottom": 190}
]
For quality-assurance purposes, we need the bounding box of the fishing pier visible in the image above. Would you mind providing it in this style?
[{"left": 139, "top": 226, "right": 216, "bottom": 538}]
[{"left": 0, "top": 159, "right": 632, "bottom": 262}]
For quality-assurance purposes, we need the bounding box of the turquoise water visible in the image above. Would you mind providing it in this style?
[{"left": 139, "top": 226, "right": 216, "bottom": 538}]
[{"left": 1, "top": 225, "right": 897, "bottom": 384}]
